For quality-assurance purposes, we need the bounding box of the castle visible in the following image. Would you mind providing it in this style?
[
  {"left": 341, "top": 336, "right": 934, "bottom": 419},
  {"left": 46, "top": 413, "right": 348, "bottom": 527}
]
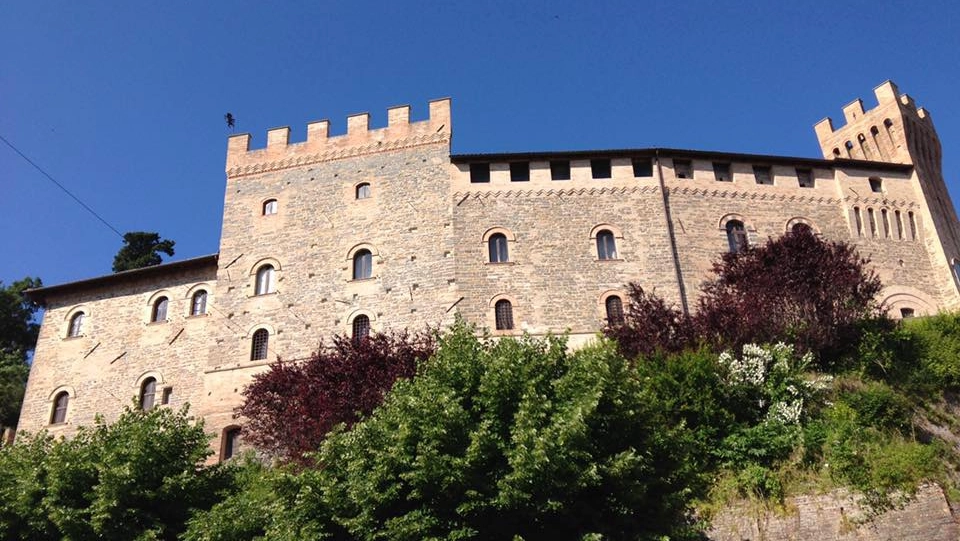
[{"left": 17, "top": 81, "right": 960, "bottom": 459}]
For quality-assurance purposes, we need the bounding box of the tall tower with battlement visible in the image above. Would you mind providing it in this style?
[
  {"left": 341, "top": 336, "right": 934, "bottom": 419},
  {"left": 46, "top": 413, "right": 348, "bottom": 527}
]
[{"left": 815, "top": 81, "right": 960, "bottom": 309}]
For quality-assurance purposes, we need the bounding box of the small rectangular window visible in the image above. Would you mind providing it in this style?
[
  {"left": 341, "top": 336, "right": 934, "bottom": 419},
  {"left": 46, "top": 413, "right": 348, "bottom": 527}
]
[
  {"left": 900, "top": 308, "right": 915, "bottom": 319},
  {"left": 713, "top": 162, "right": 732, "bottom": 182},
  {"left": 674, "top": 159, "right": 693, "bottom": 179},
  {"left": 550, "top": 160, "right": 571, "bottom": 181},
  {"left": 510, "top": 161, "right": 530, "bottom": 182},
  {"left": 470, "top": 163, "right": 490, "bottom": 183},
  {"left": 591, "top": 159, "right": 611, "bottom": 179},
  {"left": 797, "top": 168, "right": 814, "bottom": 188},
  {"left": 869, "top": 177, "right": 883, "bottom": 193},
  {"left": 632, "top": 158, "right": 653, "bottom": 177},
  {"left": 753, "top": 165, "right": 773, "bottom": 185}
]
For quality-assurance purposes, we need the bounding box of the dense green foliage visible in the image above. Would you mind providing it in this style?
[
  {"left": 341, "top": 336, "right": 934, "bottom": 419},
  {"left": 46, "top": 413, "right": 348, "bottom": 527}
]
[
  {"left": 0, "top": 277, "right": 41, "bottom": 428},
  {"left": 0, "top": 405, "right": 227, "bottom": 540},
  {"left": 113, "top": 231, "right": 176, "bottom": 272},
  {"left": 189, "top": 324, "right": 705, "bottom": 540}
]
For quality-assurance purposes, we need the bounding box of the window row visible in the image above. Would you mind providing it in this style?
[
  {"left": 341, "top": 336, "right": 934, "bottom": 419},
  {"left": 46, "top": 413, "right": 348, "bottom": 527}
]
[
  {"left": 65, "top": 290, "right": 209, "bottom": 337},
  {"left": 831, "top": 119, "right": 896, "bottom": 159},
  {"left": 852, "top": 206, "right": 918, "bottom": 241},
  {"left": 485, "top": 227, "right": 620, "bottom": 263},
  {"left": 49, "top": 376, "right": 168, "bottom": 425},
  {"left": 259, "top": 183, "right": 372, "bottom": 216},
  {"left": 469, "top": 158, "right": 654, "bottom": 183},
  {"left": 491, "top": 294, "right": 626, "bottom": 332},
  {"left": 247, "top": 316, "right": 371, "bottom": 362},
  {"left": 683, "top": 161, "right": 815, "bottom": 188}
]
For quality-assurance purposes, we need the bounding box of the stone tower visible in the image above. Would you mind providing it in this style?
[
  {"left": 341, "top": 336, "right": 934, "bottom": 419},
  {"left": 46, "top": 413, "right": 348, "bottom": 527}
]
[{"left": 815, "top": 81, "right": 960, "bottom": 309}]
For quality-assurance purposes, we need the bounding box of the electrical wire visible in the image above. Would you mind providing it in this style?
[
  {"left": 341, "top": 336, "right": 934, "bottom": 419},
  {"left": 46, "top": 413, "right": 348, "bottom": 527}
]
[{"left": 0, "top": 133, "right": 124, "bottom": 238}]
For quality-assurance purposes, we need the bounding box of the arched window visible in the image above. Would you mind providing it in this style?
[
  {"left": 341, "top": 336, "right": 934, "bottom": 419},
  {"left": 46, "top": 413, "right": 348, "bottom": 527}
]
[
  {"left": 51, "top": 392, "right": 69, "bottom": 424},
  {"left": 190, "top": 290, "right": 207, "bottom": 316},
  {"left": 726, "top": 220, "right": 748, "bottom": 253},
  {"left": 596, "top": 230, "right": 618, "bottom": 260},
  {"left": 495, "top": 299, "right": 514, "bottom": 330},
  {"left": 854, "top": 207, "right": 863, "bottom": 237},
  {"left": 222, "top": 427, "right": 241, "bottom": 461},
  {"left": 255, "top": 265, "right": 276, "bottom": 295},
  {"left": 488, "top": 233, "right": 509, "bottom": 263},
  {"left": 908, "top": 211, "right": 917, "bottom": 240},
  {"left": 356, "top": 183, "right": 371, "bottom": 200},
  {"left": 867, "top": 208, "right": 877, "bottom": 237},
  {"left": 353, "top": 249, "right": 372, "bottom": 280},
  {"left": 151, "top": 297, "right": 168, "bottom": 322},
  {"left": 251, "top": 329, "right": 269, "bottom": 361},
  {"left": 791, "top": 222, "right": 812, "bottom": 235},
  {"left": 895, "top": 210, "right": 904, "bottom": 239},
  {"left": 605, "top": 295, "right": 625, "bottom": 326},
  {"left": 68, "top": 312, "right": 84, "bottom": 337},
  {"left": 140, "top": 377, "right": 157, "bottom": 411},
  {"left": 262, "top": 199, "right": 278, "bottom": 215},
  {"left": 352, "top": 315, "right": 370, "bottom": 344}
]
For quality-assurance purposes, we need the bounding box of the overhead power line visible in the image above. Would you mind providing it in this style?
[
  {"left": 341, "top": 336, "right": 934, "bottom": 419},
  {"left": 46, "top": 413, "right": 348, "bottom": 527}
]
[{"left": 0, "top": 133, "right": 124, "bottom": 239}]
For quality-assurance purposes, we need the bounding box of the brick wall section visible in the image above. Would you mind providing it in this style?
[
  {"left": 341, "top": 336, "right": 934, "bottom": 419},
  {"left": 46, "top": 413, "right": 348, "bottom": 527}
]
[{"left": 708, "top": 484, "right": 959, "bottom": 541}]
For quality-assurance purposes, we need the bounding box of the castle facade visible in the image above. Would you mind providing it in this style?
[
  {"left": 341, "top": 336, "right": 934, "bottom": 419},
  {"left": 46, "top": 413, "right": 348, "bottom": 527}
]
[{"left": 18, "top": 81, "right": 960, "bottom": 458}]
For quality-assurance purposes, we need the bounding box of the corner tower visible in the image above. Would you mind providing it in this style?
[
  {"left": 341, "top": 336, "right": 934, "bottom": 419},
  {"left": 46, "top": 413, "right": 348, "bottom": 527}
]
[{"left": 815, "top": 81, "right": 960, "bottom": 309}]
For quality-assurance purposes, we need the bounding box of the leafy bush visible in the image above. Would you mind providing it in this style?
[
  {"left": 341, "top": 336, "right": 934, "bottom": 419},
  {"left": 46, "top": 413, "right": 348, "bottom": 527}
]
[
  {"left": 237, "top": 330, "right": 435, "bottom": 461},
  {"left": 239, "top": 323, "right": 704, "bottom": 540},
  {"left": 0, "top": 404, "right": 225, "bottom": 540},
  {"left": 604, "top": 283, "right": 694, "bottom": 359}
]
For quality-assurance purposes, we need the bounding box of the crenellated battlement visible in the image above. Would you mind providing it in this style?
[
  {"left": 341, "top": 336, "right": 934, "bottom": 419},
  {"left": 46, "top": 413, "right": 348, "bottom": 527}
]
[
  {"left": 814, "top": 81, "right": 933, "bottom": 141},
  {"left": 813, "top": 81, "right": 939, "bottom": 165},
  {"left": 226, "top": 98, "right": 451, "bottom": 177}
]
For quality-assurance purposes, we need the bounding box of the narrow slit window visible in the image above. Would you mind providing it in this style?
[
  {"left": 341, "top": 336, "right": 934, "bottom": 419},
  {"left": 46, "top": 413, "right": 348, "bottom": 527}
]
[
  {"left": 550, "top": 160, "right": 571, "bottom": 181},
  {"left": 895, "top": 210, "right": 903, "bottom": 239},
  {"left": 909, "top": 211, "right": 917, "bottom": 240},
  {"left": 867, "top": 208, "right": 877, "bottom": 237},
  {"left": 881, "top": 209, "right": 890, "bottom": 238},
  {"left": 222, "top": 427, "right": 241, "bottom": 461},
  {"left": 495, "top": 300, "right": 514, "bottom": 330},
  {"left": 854, "top": 207, "right": 863, "bottom": 237}
]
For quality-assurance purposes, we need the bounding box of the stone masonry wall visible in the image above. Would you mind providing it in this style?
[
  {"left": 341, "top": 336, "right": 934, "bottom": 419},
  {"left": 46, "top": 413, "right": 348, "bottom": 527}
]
[
  {"left": 708, "top": 484, "right": 959, "bottom": 541},
  {"left": 19, "top": 263, "right": 217, "bottom": 436}
]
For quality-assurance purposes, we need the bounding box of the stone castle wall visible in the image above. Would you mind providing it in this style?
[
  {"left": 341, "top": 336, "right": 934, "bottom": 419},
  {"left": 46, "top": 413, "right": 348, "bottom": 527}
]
[{"left": 17, "top": 84, "right": 960, "bottom": 462}]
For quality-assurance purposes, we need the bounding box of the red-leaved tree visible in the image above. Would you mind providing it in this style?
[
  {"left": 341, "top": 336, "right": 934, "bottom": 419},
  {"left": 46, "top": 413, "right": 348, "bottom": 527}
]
[
  {"left": 606, "top": 228, "right": 884, "bottom": 365},
  {"left": 236, "top": 331, "right": 435, "bottom": 461}
]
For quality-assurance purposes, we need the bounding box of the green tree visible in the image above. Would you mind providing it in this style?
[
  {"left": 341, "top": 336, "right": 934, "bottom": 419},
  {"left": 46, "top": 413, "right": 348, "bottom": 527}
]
[
  {"left": 0, "top": 404, "right": 228, "bottom": 540},
  {"left": 112, "top": 232, "right": 175, "bottom": 273},
  {"left": 0, "top": 277, "right": 42, "bottom": 429},
  {"left": 205, "top": 323, "right": 702, "bottom": 540}
]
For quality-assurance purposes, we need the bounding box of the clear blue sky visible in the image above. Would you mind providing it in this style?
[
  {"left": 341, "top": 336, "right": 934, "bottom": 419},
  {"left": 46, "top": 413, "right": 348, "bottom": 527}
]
[{"left": 3, "top": 1, "right": 960, "bottom": 288}]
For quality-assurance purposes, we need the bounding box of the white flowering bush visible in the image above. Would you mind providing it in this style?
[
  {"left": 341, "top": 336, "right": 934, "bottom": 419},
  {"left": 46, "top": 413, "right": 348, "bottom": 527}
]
[{"left": 718, "top": 343, "right": 830, "bottom": 425}]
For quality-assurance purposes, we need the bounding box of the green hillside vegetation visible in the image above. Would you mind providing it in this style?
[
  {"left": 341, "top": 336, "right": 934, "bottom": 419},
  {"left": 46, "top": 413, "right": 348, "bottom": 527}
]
[{"left": 4, "top": 230, "right": 960, "bottom": 540}]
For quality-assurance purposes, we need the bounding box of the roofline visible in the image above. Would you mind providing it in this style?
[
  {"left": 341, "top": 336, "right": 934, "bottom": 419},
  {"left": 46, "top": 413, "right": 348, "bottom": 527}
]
[
  {"left": 450, "top": 147, "right": 914, "bottom": 172},
  {"left": 26, "top": 254, "right": 219, "bottom": 305}
]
